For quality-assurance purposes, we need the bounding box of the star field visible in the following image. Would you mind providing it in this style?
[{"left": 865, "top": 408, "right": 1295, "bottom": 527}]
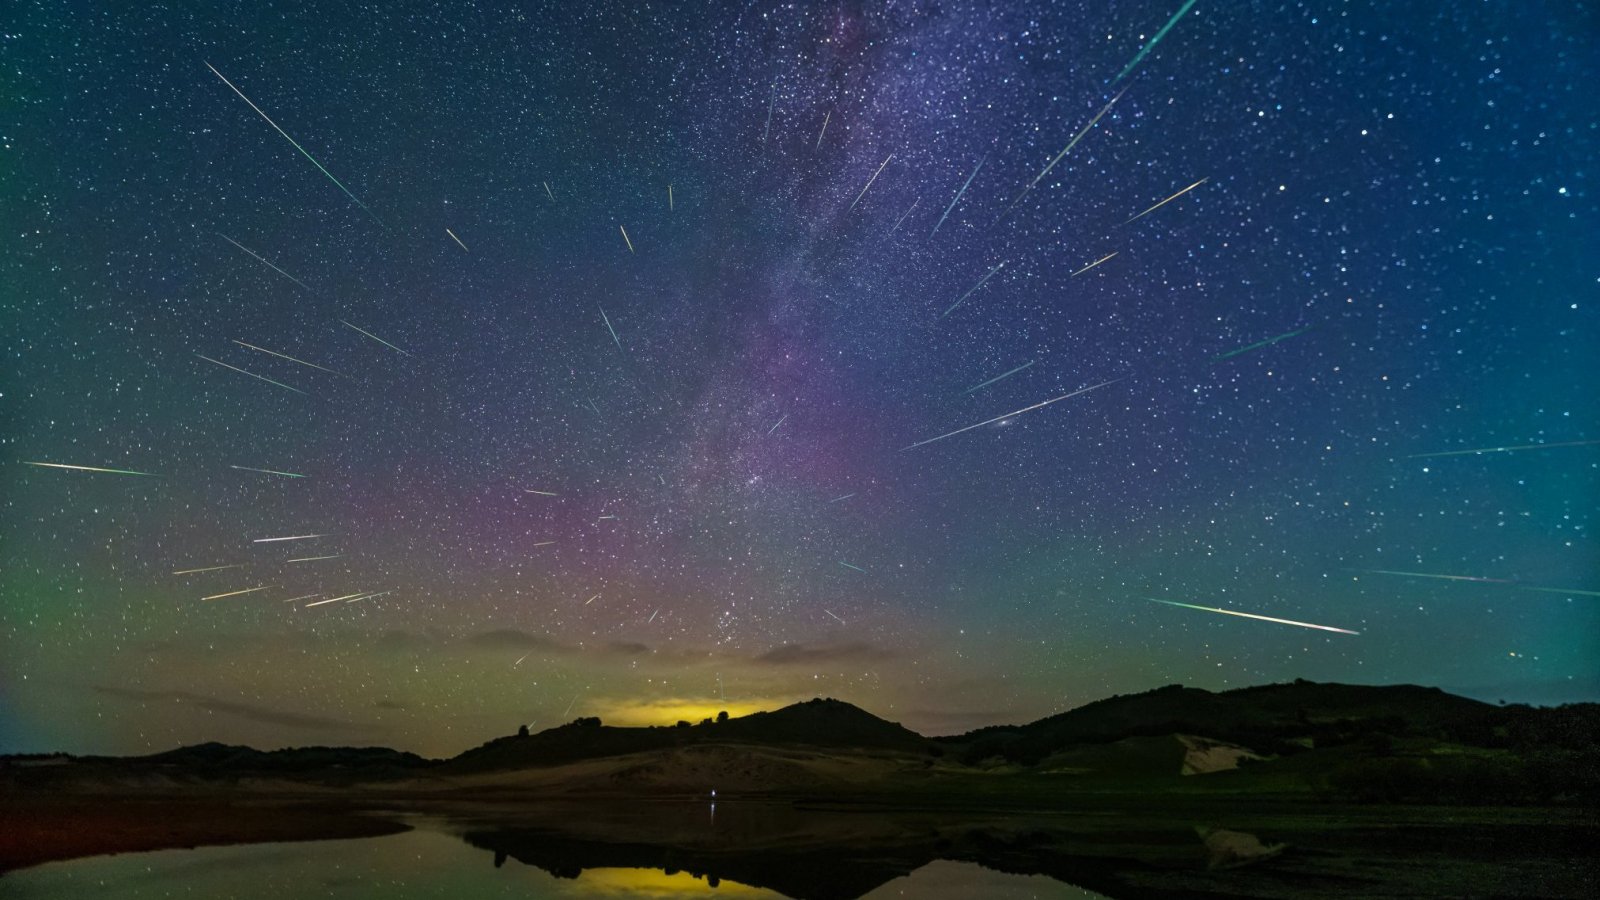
[{"left": 2, "top": 1, "right": 1596, "bottom": 756}]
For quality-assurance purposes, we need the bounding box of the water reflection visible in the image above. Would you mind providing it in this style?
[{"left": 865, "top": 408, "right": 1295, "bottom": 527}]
[
  {"left": 8, "top": 800, "right": 1581, "bottom": 898},
  {"left": 0, "top": 815, "right": 1111, "bottom": 899}
]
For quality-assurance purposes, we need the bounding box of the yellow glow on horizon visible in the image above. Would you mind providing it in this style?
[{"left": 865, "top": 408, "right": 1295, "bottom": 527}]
[
  {"left": 576, "top": 867, "right": 780, "bottom": 897},
  {"left": 584, "top": 696, "right": 785, "bottom": 728}
]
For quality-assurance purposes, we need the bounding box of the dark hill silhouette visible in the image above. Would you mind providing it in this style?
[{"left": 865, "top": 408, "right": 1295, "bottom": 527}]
[
  {"left": 7, "top": 681, "right": 1595, "bottom": 806},
  {"left": 939, "top": 680, "right": 1504, "bottom": 765},
  {"left": 138, "top": 742, "right": 431, "bottom": 772},
  {"left": 447, "top": 698, "right": 929, "bottom": 773}
]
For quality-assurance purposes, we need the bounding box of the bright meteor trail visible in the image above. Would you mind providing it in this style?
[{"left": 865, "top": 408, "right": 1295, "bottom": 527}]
[
  {"left": 999, "top": 89, "right": 1126, "bottom": 221},
  {"left": 1112, "top": 0, "right": 1202, "bottom": 84},
  {"left": 1147, "top": 597, "right": 1360, "bottom": 635},
  {"left": 850, "top": 153, "right": 893, "bottom": 210},
  {"left": 888, "top": 198, "right": 919, "bottom": 236},
  {"left": 599, "top": 306, "right": 623, "bottom": 351},
  {"left": 962, "top": 361, "right": 1035, "bottom": 395},
  {"left": 23, "top": 461, "right": 159, "bottom": 477},
  {"left": 903, "top": 378, "right": 1124, "bottom": 450},
  {"left": 940, "top": 261, "right": 1005, "bottom": 319},
  {"left": 232, "top": 341, "right": 340, "bottom": 376},
  {"left": 1353, "top": 569, "right": 1512, "bottom": 585},
  {"left": 931, "top": 153, "right": 986, "bottom": 237},
  {"left": 201, "top": 585, "right": 271, "bottom": 601},
  {"left": 173, "top": 564, "right": 243, "bottom": 575},
  {"left": 1212, "top": 326, "right": 1313, "bottom": 361},
  {"left": 340, "top": 320, "right": 411, "bottom": 356},
  {"left": 217, "top": 234, "right": 314, "bottom": 293},
  {"left": 253, "top": 534, "right": 327, "bottom": 543},
  {"left": 204, "top": 62, "right": 376, "bottom": 222},
  {"left": 1123, "top": 177, "right": 1209, "bottom": 225},
  {"left": 196, "top": 355, "right": 305, "bottom": 394},
  {"left": 1071, "top": 252, "right": 1119, "bottom": 277},
  {"left": 230, "top": 465, "right": 305, "bottom": 478}
]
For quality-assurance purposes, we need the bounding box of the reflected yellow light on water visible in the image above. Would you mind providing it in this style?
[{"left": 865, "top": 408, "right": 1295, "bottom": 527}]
[{"left": 576, "top": 867, "right": 782, "bottom": 897}]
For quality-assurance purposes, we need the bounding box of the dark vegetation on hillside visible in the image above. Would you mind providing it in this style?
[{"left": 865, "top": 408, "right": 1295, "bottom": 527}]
[
  {"left": 447, "top": 698, "right": 930, "bottom": 773},
  {"left": 6, "top": 681, "right": 1596, "bottom": 806}
]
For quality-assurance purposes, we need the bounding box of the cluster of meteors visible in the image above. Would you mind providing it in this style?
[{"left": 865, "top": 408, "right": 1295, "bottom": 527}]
[{"left": 16, "top": 3, "right": 1597, "bottom": 655}]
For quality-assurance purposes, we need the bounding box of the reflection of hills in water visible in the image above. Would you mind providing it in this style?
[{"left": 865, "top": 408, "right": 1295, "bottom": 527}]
[
  {"left": 441, "top": 799, "right": 1597, "bottom": 899},
  {"left": 452, "top": 802, "right": 1282, "bottom": 900}
]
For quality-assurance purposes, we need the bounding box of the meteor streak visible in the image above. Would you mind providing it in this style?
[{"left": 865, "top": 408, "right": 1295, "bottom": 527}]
[
  {"left": 173, "top": 564, "right": 243, "bottom": 575},
  {"left": 204, "top": 62, "right": 376, "bottom": 221},
  {"left": 668, "top": 184, "right": 674, "bottom": 211},
  {"left": 230, "top": 465, "right": 305, "bottom": 478},
  {"left": 446, "top": 228, "right": 469, "bottom": 252},
  {"left": 619, "top": 225, "right": 635, "bottom": 253},
  {"left": 1123, "top": 177, "right": 1209, "bottom": 224},
  {"left": 931, "top": 154, "right": 986, "bottom": 237},
  {"left": 585, "top": 593, "right": 600, "bottom": 605},
  {"left": 849, "top": 153, "right": 893, "bottom": 210},
  {"left": 1212, "top": 326, "right": 1312, "bottom": 361},
  {"left": 888, "top": 198, "right": 919, "bottom": 236},
  {"left": 827, "top": 493, "right": 855, "bottom": 503},
  {"left": 217, "top": 234, "right": 313, "bottom": 293},
  {"left": 761, "top": 84, "right": 775, "bottom": 148},
  {"left": 543, "top": 181, "right": 556, "bottom": 202},
  {"left": 253, "top": 534, "right": 326, "bottom": 543},
  {"left": 514, "top": 654, "right": 529, "bottom": 667},
  {"left": 999, "top": 89, "right": 1126, "bottom": 221},
  {"left": 305, "top": 591, "right": 366, "bottom": 607},
  {"left": 282, "top": 593, "right": 319, "bottom": 604},
  {"left": 904, "top": 378, "right": 1124, "bottom": 451},
  {"left": 202, "top": 585, "right": 270, "bottom": 601},
  {"left": 346, "top": 590, "right": 391, "bottom": 603},
  {"left": 647, "top": 608, "right": 660, "bottom": 623},
  {"left": 531, "top": 541, "right": 556, "bottom": 547},
  {"left": 599, "top": 306, "right": 623, "bottom": 350},
  {"left": 963, "top": 360, "right": 1035, "bottom": 395},
  {"left": 232, "top": 341, "right": 340, "bottom": 375},
  {"left": 815, "top": 110, "right": 830, "bottom": 148},
  {"left": 1352, "top": 569, "right": 1513, "bottom": 584},
  {"left": 340, "top": 320, "right": 411, "bottom": 355},
  {"left": 1522, "top": 586, "right": 1600, "bottom": 598},
  {"left": 1146, "top": 597, "right": 1359, "bottom": 635},
  {"left": 287, "top": 554, "right": 341, "bottom": 563},
  {"left": 939, "top": 261, "right": 1005, "bottom": 319},
  {"left": 196, "top": 354, "right": 305, "bottom": 394},
  {"left": 1404, "top": 439, "right": 1600, "bottom": 460},
  {"left": 1113, "top": 0, "right": 1201, "bottom": 84},
  {"left": 767, "top": 414, "right": 788, "bottom": 435},
  {"left": 523, "top": 489, "right": 559, "bottom": 496},
  {"left": 839, "top": 561, "right": 866, "bottom": 573},
  {"left": 1071, "top": 252, "right": 1119, "bottom": 276},
  {"left": 23, "top": 461, "right": 159, "bottom": 477},
  {"left": 824, "top": 609, "right": 846, "bottom": 624}
]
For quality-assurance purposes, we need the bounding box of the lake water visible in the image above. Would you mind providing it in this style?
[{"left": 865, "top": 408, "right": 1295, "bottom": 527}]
[{"left": 0, "top": 817, "right": 1106, "bottom": 899}]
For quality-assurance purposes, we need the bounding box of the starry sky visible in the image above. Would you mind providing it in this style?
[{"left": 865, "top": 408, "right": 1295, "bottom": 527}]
[{"left": 3, "top": 1, "right": 1596, "bottom": 758}]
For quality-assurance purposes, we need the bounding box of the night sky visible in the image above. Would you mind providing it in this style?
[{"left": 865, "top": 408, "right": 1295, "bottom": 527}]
[{"left": 3, "top": 1, "right": 1596, "bottom": 758}]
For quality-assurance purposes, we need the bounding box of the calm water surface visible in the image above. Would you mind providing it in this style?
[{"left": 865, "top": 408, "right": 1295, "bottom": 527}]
[{"left": 0, "top": 818, "right": 1105, "bottom": 899}]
